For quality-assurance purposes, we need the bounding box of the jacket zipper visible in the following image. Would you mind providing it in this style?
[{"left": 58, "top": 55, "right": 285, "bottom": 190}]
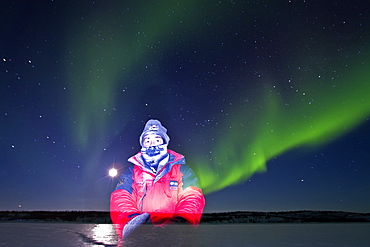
[{"left": 140, "top": 180, "right": 147, "bottom": 212}]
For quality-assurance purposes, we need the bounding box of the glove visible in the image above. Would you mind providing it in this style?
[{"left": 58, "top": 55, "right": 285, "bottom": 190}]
[{"left": 122, "top": 212, "right": 150, "bottom": 238}]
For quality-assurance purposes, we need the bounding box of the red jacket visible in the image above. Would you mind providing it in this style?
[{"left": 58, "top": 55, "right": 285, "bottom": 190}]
[{"left": 110, "top": 149, "right": 205, "bottom": 238}]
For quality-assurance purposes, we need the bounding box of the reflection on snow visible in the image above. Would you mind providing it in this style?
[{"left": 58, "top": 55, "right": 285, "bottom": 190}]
[
  {"left": 0, "top": 223, "right": 369, "bottom": 246},
  {"left": 91, "top": 224, "right": 117, "bottom": 245}
]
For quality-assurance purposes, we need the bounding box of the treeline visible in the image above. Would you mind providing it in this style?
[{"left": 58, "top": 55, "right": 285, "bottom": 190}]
[
  {"left": 0, "top": 211, "right": 111, "bottom": 223},
  {"left": 0, "top": 210, "right": 369, "bottom": 224},
  {"left": 201, "top": 210, "right": 370, "bottom": 224}
]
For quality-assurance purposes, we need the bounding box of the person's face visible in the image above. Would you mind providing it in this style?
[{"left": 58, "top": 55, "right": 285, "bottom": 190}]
[{"left": 143, "top": 134, "right": 164, "bottom": 148}]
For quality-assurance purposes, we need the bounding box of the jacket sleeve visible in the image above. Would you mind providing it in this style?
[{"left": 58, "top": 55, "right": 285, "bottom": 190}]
[
  {"left": 174, "top": 164, "right": 205, "bottom": 225},
  {"left": 110, "top": 166, "right": 140, "bottom": 238}
]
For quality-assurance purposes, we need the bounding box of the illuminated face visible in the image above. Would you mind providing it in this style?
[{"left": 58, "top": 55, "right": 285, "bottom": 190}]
[{"left": 143, "top": 134, "right": 164, "bottom": 148}]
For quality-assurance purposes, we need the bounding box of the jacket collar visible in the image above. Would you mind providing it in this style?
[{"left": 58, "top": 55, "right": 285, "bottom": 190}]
[{"left": 128, "top": 149, "right": 185, "bottom": 179}]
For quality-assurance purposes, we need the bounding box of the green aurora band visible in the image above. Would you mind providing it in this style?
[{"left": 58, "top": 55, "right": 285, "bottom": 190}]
[
  {"left": 194, "top": 60, "right": 370, "bottom": 194},
  {"left": 65, "top": 1, "right": 208, "bottom": 150}
]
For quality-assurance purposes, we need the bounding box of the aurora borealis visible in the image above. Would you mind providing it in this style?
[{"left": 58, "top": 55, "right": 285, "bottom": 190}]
[
  {"left": 197, "top": 60, "right": 370, "bottom": 194},
  {"left": 1, "top": 1, "right": 369, "bottom": 213}
]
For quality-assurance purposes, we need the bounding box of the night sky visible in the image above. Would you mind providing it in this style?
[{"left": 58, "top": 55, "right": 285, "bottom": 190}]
[{"left": 1, "top": 1, "right": 369, "bottom": 213}]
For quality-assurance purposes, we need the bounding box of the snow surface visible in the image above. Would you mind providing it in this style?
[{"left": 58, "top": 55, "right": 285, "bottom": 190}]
[{"left": 0, "top": 222, "right": 369, "bottom": 246}]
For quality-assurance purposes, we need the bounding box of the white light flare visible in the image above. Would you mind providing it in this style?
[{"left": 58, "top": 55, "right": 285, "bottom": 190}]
[{"left": 109, "top": 168, "right": 118, "bottom": 177}]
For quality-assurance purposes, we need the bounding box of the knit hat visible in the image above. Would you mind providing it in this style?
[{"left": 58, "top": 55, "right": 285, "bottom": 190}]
[{"left": 139, "top": 119, "right": 170, "bottom": 146}]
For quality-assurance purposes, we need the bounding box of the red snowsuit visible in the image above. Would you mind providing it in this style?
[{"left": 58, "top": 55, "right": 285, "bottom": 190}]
[{"left": 110, "top": 149, "right": 205, "bottom": 238}]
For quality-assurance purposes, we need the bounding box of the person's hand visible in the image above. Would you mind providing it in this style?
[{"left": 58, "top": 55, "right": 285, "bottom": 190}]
[{"left": 122, "top": 213, "right": 150, "bottom": 238}]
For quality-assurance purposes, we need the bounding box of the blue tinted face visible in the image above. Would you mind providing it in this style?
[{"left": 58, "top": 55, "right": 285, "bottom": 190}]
[{"left": 143, "top": 134, "right": 164, "bottom": 148}]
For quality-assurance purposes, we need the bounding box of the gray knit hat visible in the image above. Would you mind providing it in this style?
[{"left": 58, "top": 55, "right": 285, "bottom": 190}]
[{"left": 139, "top": 119, "right": 170, "bottom": 146}]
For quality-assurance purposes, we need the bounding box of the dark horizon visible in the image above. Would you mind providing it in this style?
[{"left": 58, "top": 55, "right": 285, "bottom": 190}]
[
  {"left": 1, "top": 210, "right": 369, "bottom": 225},
  {"left": 1, "top": 209, "right": 369, "bottom": 214}
]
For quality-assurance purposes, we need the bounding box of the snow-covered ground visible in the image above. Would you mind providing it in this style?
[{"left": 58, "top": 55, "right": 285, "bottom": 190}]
[{"left": 0, "top": 222, "right": 369, "bottom": 246}]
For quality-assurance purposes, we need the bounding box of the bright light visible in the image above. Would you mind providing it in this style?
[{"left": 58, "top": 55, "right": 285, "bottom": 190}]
[
  {"left": 92, "top": 224, "right": 116, "bottom": 245},
  {"left": 109, "top": 168, "right": 118, "bottom": 177}
]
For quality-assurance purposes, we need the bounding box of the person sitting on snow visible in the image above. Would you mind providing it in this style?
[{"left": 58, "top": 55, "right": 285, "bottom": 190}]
[{"left": 110, "top": 119, "right": 205, "bottom": 239}]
